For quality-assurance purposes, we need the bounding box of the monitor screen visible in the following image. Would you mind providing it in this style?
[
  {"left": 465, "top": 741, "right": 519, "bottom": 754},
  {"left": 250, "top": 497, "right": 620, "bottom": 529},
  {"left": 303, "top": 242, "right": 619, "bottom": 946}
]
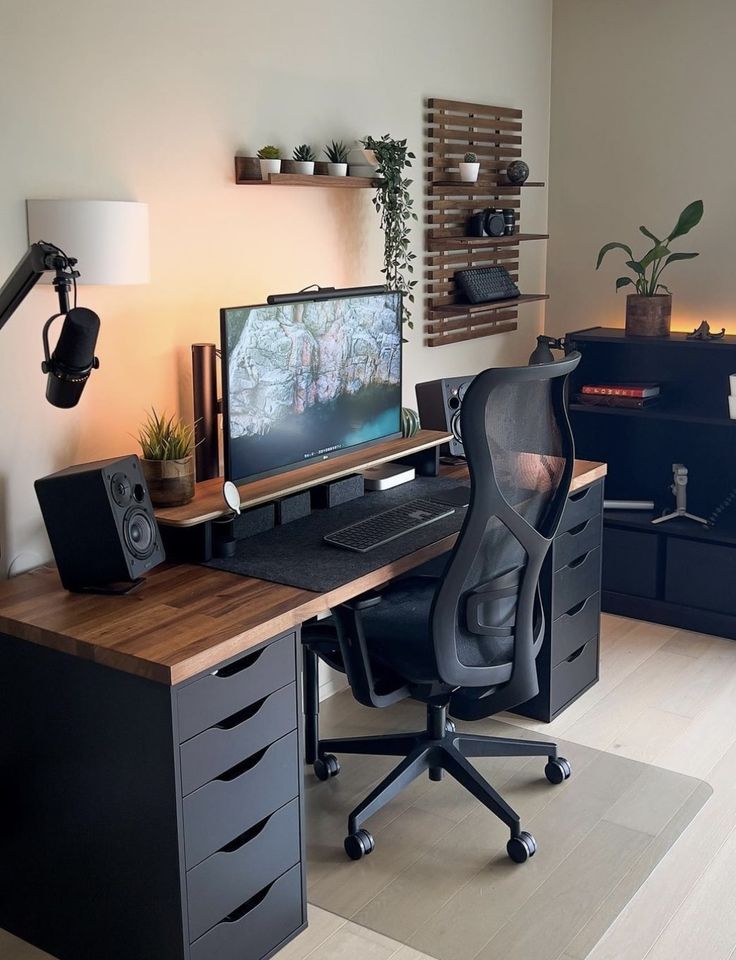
[{"left": 221, "top": 290, "right": 403, "bottom": 484}]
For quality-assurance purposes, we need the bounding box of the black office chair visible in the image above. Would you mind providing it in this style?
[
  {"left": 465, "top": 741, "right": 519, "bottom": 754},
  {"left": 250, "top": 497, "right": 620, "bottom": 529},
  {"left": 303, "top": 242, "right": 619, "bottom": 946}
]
[{"left": 302, "top": 353, "right": 580, "bottom": 863}]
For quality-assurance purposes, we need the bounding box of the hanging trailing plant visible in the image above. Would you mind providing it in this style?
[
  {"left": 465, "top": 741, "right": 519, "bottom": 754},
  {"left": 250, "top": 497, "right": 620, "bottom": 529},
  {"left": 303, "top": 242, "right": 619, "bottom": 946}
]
[{"left": 361, "top": 134, "right": 418, "bottom": 329}]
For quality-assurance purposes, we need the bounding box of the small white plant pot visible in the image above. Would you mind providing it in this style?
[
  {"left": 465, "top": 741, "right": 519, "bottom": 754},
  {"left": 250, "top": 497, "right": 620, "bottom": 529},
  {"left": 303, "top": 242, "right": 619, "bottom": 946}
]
[
  {"left": 730, "top": 373, "right": 736, "bottom": 396},
  {"left": 259, "top": 158, "right": 281, "bottom": 180},
  {"left": 729, "top": 395, "right": 736, "bottom": 420},
  {"left": 327, "top": 162, "right": 348, "bottom": 177},
  {"left": 293, "top": 161, "right": 315, "bottom": 175},
  {"left": 459, "top": 162, "right": 480, "bottom": 183}
]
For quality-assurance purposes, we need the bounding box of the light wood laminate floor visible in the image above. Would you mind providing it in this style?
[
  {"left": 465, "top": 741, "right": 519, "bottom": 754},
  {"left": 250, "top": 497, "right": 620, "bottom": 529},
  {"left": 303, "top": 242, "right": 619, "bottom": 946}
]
[{"left": 3, "top": 612, "right": 736, "bottom": 960}]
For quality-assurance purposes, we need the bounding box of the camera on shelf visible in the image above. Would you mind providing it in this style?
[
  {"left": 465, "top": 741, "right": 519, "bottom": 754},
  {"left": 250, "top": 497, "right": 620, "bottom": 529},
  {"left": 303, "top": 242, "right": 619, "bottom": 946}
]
[{"left": 466, "top": 208, "right": 515, "bottom": 238}]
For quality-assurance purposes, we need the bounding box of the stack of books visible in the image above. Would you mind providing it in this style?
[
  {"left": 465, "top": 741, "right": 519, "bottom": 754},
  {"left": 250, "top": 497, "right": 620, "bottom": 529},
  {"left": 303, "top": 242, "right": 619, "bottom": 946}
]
[{"left": 576, "top": 383, "right": 661, "bottom": 409}]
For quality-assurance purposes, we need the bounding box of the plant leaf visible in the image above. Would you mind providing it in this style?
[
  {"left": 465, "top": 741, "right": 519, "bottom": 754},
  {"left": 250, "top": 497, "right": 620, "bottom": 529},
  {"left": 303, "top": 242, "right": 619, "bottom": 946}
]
[
  {"left": 615, "top": 276, "right": 634, "bottom": 291},
  {"left": 664, "top": 251, "right": 699, "bottom": 265},
  {"left": 639, "top": 225, "right": 660, "bottom": 243},
  {"left": 625, "top": 259, "right": 646, "bottom": 276},
  {"left": 667, "top": 200, "right": 704, "bottom": 241},
  {"left": 639, "top": 243, "right": 670, "bottom": 269},
  {"left": 596, "top": 241, "right": 633, "bottom": 269}
]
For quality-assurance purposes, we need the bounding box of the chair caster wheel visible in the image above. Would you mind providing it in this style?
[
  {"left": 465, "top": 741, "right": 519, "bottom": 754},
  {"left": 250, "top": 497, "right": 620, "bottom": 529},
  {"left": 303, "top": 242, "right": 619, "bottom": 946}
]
[
  {"left": 507, "top": 831, "right": 537, "bottom": 863},
  {"left": 445, "top": 719, "right": 456, "bottom": 734},
  {"left": 545, "top": 756, "right": 571, "bottom": 785},
  {"left": 314, "top": 754, "right": 340, "bottom": 781},
  {"left": 344, "top": 829, "right": 374, "bottom": 860}
]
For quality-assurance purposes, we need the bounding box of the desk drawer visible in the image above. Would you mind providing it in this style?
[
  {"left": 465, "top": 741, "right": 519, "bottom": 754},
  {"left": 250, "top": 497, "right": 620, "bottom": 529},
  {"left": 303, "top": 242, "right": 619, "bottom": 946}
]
[
  {"left": 552, "top": 547, "right": 601, "bottom": 620},
  {"left": 183, "top": 731, "right": 299, "bottom": 868},
  {"left": 190, "top": 863, "right": 303, "bottom": 960},
  {"left": 549, "top": 636, "right": 599, "bottom": 715},
  {"left": 558, "top": 481, "right": 603, "bottom": 535},
  {"left": 177, "top": 633, "right": 296, "bottom": 742},
  {"left": 187, "top": 799, "right": 301, "bottom": 943},
  {"left": 180, "top": 683, "right": 297, "bottom": 796},
  {"left": 551, "top": 593, "right": 600, "bottom": 666},
  {"left": 553, "top": 516, "right": 602, "bottom": 571}
]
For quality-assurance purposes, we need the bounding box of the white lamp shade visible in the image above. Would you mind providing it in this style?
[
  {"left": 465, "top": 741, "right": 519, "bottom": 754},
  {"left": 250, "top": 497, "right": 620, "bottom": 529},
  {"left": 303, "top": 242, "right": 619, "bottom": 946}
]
[{"left": 26, "top": 199, "right": 150, "bottom": 285}]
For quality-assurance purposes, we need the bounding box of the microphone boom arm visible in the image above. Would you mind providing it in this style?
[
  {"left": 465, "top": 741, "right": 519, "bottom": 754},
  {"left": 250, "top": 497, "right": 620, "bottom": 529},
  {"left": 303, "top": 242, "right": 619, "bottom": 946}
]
[{"left": 0, "top": 241, "right": 79, "bottom": 334}]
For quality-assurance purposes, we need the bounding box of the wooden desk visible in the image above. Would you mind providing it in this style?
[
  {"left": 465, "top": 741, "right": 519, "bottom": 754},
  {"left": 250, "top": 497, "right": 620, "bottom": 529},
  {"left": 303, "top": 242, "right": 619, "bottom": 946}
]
[{"left": 0, "top": 458, "right": 605, "bottom": 960}]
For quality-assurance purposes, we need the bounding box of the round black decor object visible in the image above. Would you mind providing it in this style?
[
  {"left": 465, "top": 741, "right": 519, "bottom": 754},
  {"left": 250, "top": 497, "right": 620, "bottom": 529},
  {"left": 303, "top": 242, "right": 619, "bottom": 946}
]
[{"left": 506, "top": 160, "right": 530, "bottom": 185}]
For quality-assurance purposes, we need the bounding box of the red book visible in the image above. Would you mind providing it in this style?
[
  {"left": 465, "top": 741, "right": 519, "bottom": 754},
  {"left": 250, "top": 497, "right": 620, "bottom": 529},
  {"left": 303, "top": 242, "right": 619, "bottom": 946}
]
[{"left": 581, "top": 383, "right": 660, "bottom": 398}]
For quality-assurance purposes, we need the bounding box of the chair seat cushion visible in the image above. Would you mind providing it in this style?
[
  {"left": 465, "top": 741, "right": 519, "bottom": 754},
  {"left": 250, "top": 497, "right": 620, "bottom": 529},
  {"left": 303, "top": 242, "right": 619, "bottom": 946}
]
[{"left": 361, "top": 577, "right": 514, "bottom": 685}]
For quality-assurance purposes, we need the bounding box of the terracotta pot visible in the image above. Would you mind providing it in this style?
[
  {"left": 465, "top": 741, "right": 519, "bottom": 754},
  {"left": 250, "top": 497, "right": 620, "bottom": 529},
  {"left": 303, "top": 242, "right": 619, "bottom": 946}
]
[
  {"left": 625, "top": 294, "right": 672, "bottom": 337},
  {"left": 141, "top": 456, "right": 195, "bottom": 507}
]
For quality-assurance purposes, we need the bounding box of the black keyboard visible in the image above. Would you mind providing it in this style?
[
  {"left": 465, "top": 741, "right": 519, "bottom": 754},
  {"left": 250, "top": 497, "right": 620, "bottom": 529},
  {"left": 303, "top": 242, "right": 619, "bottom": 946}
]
[
  {"left": 454, "top": 266, "right": 520, "bottom": 304},
  {"left": 324, "top": 498, "right": 455, "bottom": 553}
]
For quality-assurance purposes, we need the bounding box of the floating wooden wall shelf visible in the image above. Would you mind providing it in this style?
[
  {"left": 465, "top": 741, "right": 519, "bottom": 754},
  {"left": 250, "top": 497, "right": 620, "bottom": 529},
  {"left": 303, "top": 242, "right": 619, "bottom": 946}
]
[
  {"left": 234, "top": 157, "right": 378, "bottom": 188},
  {"left": 425, "top": 97, "right": 549, "bottom": 347}
]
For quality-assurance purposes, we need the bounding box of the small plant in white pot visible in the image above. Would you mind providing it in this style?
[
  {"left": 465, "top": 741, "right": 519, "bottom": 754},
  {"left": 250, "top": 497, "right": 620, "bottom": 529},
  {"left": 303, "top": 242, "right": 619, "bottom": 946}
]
[
  {"left": 257, "top": 145, "right": 281, "bottom": 180},
  {"left": 324, "top": 140, "right": 349, "bottom": 176},
  {"left": 137, "top": 409, "right": 196, "bottom": 507},
  {"left": 292, "top": 144, "right": 316, "bottom": 175},
  {"left": 459, "top": 152, "right": 480, "bottom": 183}
]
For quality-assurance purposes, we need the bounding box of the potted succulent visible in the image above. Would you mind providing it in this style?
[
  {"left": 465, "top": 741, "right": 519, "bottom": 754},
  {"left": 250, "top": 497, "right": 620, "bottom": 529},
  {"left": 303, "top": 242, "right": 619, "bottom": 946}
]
[
  {"left": 324, "top": 140, "right": 349, "bottom": 176},
  {"left": 596, "top": 200, "right": 704, "bottom": 337},
  {"left": 361, "top": 134, "right": 418, "bottom": 328},
  {"left": 459, "top": 152, "right": 480, "bottom": 183},
  {"left": 137, "top": 409, "right": 196, "bottom": 507},
  {"left": 257, "top": 145, "right": 281, "bottom": 180},
  {"left": 292, "top": 144, "right": 316, "bottom": 175}
]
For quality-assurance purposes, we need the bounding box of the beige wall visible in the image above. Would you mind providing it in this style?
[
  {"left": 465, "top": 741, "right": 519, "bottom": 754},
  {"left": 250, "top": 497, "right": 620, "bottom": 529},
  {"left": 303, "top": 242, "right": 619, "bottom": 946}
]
[
  {"left": 547, "top": 0, "right": 736, "bottom": 339},
  {"left": 0, "top": 0, "right": 553, "bottom": 576}
]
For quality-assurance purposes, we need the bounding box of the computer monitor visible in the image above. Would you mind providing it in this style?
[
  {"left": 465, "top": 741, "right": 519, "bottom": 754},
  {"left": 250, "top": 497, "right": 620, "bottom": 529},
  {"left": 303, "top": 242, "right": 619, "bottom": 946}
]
[{"left": 221, "top": 289, "right": 403, "bottom": 485}]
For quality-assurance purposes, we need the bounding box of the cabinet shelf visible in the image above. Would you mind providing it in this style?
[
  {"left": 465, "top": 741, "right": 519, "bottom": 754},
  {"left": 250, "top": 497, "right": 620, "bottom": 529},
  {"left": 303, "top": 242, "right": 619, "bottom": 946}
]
[{"left": 569, "top": 402, "right": 736, "bottom": 427}]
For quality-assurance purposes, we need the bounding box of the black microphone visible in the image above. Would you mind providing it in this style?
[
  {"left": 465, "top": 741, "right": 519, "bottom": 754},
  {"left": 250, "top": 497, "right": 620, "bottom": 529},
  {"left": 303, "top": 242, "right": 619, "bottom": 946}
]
[{"left": 43, "top": 307, "right": 101, "bottom": 408}]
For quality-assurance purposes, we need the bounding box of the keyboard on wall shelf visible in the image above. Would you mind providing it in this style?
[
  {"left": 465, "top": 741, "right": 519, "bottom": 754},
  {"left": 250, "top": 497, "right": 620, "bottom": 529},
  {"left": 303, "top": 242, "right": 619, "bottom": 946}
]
[
  {"left": 454, "top": 266, "right": 520, "bottom": 304},
  {"left": 323, "top": 497, "right": 456, "bottom": 553}
]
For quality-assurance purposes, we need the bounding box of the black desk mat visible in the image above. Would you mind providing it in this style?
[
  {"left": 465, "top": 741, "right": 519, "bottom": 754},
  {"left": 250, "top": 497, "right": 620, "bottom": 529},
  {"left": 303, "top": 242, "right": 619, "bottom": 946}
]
[{"left": 204, "top": 477, "right": 468, "bottom": 592}]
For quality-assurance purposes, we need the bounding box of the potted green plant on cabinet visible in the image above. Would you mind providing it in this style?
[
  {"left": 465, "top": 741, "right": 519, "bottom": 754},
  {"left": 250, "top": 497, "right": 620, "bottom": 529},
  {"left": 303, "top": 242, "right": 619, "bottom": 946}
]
[
  {"left": 137, "top": 409, "right": 196, "bottom": 507},
  {"left": 292, "top": 144, "right": 316, "bottom": 175},
  {"left": 257, "top": 145, "right": 282, "bottom": 180},
  {"left": 361, "top": 134, "right": 418, "bottom": 329},
  {"left": 324, "top": 140, "right": 349, "bottom": 176},
  {"left": 596, "top": 200, "right": 704, "bottom": 337}
]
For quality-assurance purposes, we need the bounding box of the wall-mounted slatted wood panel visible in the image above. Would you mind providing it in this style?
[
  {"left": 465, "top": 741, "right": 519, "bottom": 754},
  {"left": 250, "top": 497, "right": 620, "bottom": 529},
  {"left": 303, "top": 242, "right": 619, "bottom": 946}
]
[{"left": 425, "top": 97, "right": 549, "bottom": 347}]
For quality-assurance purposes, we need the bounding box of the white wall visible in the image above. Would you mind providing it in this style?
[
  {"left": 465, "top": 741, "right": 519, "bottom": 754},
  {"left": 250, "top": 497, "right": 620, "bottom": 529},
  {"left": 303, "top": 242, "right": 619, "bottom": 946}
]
[
  {"left": 547, "top": 0, "right": 736, "bottom": 339},
  {"left": 0, "top": 0, "right": 553, "bottom": 577}
]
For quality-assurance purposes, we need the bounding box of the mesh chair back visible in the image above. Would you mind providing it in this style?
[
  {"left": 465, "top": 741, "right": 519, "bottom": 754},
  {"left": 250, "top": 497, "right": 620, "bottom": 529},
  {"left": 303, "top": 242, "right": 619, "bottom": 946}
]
[{"left": 431, "top": 354, "right": 580, "bottom": 702}]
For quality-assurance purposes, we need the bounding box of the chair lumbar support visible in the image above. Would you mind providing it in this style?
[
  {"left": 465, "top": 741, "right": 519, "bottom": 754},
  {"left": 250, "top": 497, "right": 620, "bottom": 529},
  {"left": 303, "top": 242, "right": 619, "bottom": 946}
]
[{"left": 316, "top": 701, "right": 571, "bottom": 862}]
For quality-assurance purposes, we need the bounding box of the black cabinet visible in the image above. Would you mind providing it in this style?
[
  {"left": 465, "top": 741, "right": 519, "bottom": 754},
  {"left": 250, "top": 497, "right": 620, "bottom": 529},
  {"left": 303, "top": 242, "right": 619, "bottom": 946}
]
[
  {"left": 567, "top": 327, "right": 736, "bottom": 639},
  {"left": 0, "top": 629, "right": 306, "bottom": 960},
  {"left": 512, "top": 478, "right": 603, "bottom": 721}
]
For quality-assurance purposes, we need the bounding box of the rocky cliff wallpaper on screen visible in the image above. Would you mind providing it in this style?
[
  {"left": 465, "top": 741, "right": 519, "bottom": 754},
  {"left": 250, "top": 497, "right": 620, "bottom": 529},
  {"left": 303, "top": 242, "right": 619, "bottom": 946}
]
[{"left": 224, "top": 293, "right": 402, "bottom": 482}]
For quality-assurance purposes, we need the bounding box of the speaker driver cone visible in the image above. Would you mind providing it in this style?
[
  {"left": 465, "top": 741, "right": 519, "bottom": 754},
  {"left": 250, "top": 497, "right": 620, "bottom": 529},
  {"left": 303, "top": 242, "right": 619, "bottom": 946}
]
[{"left": 123, "top": 508, "right": 157, "bottom": 560}]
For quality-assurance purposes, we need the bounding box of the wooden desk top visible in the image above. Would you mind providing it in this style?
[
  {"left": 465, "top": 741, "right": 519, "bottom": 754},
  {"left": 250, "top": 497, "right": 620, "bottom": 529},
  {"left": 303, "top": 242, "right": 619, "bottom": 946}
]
[{"left": 0, "top": 460, "right": 606, "bottom": 686}]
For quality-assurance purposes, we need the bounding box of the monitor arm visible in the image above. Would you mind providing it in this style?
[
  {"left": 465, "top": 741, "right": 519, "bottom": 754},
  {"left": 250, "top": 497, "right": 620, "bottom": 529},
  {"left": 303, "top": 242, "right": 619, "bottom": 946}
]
[{"left": 0, "top": 241, "right": 80, "bottom": 335}]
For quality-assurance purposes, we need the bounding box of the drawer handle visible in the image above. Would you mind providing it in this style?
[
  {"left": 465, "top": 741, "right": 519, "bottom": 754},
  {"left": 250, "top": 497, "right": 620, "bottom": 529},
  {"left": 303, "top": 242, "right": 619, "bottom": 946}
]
[
  {"left": 217, "top": 744, "right": 269, "bottom": 782},
  {"left": 224, "top": 879, "right": 274, "bottom": 923},
  {"left": 214, "top": 647, "right": 265, "bottom": 678},
  {"left": 567, "top": 519, "right": 590, "bottom": 537},
  {"left": 565, "top": 642, "right": 588, "bottom": 664},
  {"left": 216, "top": 695, "right": 268, "bottom": 731},
  {"left": 563, "top": 597, "right": 588, "bottom": 618},
  {"left": 567, "top": 551, "right": 590, "bottom": 569},
  {"left": 221, "top": 811, "right": 272, "bottom": 853},
  {"left": 568, "top": 487, "right": 591, "bottom": 503}
]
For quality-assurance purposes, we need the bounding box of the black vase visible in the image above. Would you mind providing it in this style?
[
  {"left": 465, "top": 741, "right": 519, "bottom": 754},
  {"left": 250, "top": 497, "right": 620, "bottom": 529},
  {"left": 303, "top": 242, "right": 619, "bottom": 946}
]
[{"left": 506, "top": 160, "right": 529, "bottom": 185}]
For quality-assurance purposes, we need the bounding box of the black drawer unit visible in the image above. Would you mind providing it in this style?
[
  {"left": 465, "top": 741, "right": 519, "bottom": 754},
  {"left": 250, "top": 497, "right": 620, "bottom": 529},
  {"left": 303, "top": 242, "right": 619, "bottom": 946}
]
[
  {"left": 0, "top": 628, "right": 307, "bottom": 960},
  {"left": 513, "top": 479, "right": 603, "bottom": 722}
]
